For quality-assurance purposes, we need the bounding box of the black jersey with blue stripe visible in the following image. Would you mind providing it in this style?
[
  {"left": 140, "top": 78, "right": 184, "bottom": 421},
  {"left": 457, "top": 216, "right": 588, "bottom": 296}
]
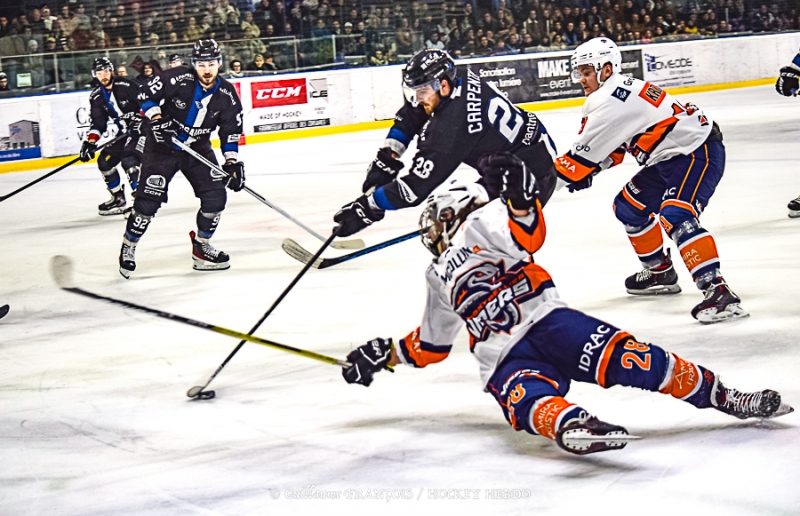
[
  {"left": 373, "top": 67, "right": 550, "bottom": 211},
  {"left": 138, "top": 65, "right": 243, "bottom": 158},
  {"left": 88, "top": 76, "right": 142, "bottom": 139}
]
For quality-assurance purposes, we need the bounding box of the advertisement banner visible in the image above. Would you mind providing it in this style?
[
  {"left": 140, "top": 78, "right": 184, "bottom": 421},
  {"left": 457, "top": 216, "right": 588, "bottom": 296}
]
[
  {"left": 468, "top": 49, "right": 643, "bottom": 104},
  {"left": 247, "top": 77, "right": 330, "bottom": 133},
  {"left": 0, "top": 102, "right": 42, "bottom": 162},
  {"left": 48, "top": 92, "right": 111, "bottom": 157},
  {"left": 642, "top": 45, "right": 695, "bottom": 88}
]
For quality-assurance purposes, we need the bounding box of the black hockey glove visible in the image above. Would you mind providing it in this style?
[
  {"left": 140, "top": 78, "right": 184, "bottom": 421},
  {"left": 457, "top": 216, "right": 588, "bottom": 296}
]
[
  {"left": 149, "top": 117, "right": 179, "bottom": 147},
  {"left": 479, "top": 152, "right": 538, "bottom": 210},
  {"left": 362, "top": 147, "right": 404, "bottom": 193},
  {"left": 79, "top": 140, "right": 97, "bottom": 162},
  {"left": 120, "top": 111, "right": 144, "bottom": 134},
  {"left": 775, "top": 65, "right": 799, "bottom": 97},
  {"left": 333, "top": 194, "right": 385, "bottom": 237},
  {"left": 223, "top": 161, "right": 245, "bottom": 192},
  {"left": 567, "top": 172, "right": 597, "bottom": 193},
  {"left": 342, "top": 337, "right": 394, "bottom": 387}
]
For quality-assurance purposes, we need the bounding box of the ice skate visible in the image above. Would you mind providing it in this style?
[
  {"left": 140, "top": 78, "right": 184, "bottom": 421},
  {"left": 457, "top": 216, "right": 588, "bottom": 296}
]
[
  {"left": 556, "top": 416, "right": 639, "bottom": 455},
  {"left": 691, "top": 279, "right": 748, "bottom": 324},
  {"left": 119, "top": 238, "right": 137, "bottom": 279},
  {"left": 625, "top": 251, "right": 681, "bottom": 295},
  {"left": 98, "top": 187, "right": 126, "bottom": 216},
  {"left": 712, "top": 379, "right": 794, "bottom": 419},
  {"left": 190, "top": 231, "right": 230, "bottom": 271},
  {"left": 788, "top": 195, "right": 800, "bottom": 218}
]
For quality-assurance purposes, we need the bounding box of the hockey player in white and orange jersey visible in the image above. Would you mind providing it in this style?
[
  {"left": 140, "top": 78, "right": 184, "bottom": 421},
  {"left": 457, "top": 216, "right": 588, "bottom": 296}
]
[
  {"left": 554, "top": 37, "right": 745, "bottom": 324},
  {"left": 340, "top": 162, "right": 792, "bottom": 456}
]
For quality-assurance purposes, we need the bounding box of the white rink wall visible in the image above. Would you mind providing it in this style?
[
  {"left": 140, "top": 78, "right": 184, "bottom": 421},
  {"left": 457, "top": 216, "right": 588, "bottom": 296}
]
[{"left": 1, "top": 32, "right": 799, "bottom": 160}]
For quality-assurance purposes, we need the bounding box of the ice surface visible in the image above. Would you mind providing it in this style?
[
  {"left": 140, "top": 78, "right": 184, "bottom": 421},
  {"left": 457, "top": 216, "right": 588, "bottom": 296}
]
[{"left": 1, "top": 85, "right": 799, "bottom": 515}]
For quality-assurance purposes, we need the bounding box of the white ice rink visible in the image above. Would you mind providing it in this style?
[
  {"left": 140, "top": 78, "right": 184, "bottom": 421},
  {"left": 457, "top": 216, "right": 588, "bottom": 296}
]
[{"left": 2, "top": 84, "right": 799, "bottom": 515}]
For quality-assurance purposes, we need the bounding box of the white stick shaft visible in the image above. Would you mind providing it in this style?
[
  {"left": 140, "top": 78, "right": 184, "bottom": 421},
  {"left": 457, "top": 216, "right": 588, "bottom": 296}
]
[{"left": 172, "top": 138, "right": 330, "bottom": 244}]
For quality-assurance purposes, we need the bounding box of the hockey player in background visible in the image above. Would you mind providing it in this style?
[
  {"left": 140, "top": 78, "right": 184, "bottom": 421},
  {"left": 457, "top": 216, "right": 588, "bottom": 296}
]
[
  {"left": 341, "top": 166, "right": 792, "bottom": 455},
  {"left": 79, "top": 57, "right": 144, "bottom": 216},
  {"left": 169, "top": 54, "right": 185, "bottom": 68},
  {"left": 118, "top": 39, "right": 245, "bottom": 279},
  {"left": 555, "top": 38, "right": 745, "bottom": 324},
  {"left": 775, "top": 47, "right": 800, "bottom": 218},
  {"left": 333, "top": 49, "right": 558, "bottom": 237}
]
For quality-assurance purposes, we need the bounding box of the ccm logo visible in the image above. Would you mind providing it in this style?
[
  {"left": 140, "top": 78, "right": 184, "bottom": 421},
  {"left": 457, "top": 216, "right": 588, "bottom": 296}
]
[{"left": 251, "top": 79, "right": 307, "bottom": 107}]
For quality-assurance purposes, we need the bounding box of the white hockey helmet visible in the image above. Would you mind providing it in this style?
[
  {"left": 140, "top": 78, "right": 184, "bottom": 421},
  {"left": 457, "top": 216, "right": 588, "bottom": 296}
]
[
  {"left": 570, "top": 37, "right": 622, "bottom": 83},
  {"left": 419, "top": 179, "right": 489, "bottom": 257}
]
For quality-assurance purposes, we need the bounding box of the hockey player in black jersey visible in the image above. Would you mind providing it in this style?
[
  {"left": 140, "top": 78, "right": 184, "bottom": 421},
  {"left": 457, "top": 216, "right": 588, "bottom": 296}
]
[
  {"left": 775, "top": 47, "right": 800, "bottom": 218},
  {"left": 334, "top": 49, "right": 558, "bottom": 237},
  {"left": 79, "top": 57, "right": 144, "bottom": 216},
  {"left": 118, "top": 39, "right": 245, "bottom": 279}
]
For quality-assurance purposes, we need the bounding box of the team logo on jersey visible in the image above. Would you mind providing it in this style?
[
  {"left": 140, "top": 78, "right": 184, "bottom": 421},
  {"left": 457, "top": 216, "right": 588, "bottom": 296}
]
[
  {"left": 146, "top": 175, "right": 166, "bottom": 189},
  {"left": 173, "top": 98, "right": 186, "bottom": 109},
  {"left": 452, "top": 260, "right": 544, "bottom": 345},
  {"left": 612, "top": 87, "right": 630, "bottom": 102}
]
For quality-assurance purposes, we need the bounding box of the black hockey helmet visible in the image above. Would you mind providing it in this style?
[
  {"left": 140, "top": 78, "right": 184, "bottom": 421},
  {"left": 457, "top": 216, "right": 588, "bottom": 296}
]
[
  {"left": 402, "top": 49, "right": 456, "bottom": 105},
  {"left": 91, "top": 56, "right": 114, "bottom": 76},
  {"left": 191, "top": 39, "right": 222, "bottom": 65}
]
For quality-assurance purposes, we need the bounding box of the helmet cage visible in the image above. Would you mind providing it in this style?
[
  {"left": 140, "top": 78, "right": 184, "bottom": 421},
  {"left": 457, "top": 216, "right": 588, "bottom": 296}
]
[{"left": 418, "top": 181, "right": 488, "bottom": 257}]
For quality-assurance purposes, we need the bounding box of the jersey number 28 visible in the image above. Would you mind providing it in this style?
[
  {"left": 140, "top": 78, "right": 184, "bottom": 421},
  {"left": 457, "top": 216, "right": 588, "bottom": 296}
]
[{"left": 487, "top": 83, "right": 524, "bottom": 144}]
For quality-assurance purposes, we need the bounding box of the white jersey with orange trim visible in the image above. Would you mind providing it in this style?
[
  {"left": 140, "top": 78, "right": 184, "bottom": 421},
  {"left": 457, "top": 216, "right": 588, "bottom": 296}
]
[
  {"left": 394, "top": 200, "right": 567, "bottom": 387},
  {"left": 554, "top": 73, "right": 713, "bottom": 184}
]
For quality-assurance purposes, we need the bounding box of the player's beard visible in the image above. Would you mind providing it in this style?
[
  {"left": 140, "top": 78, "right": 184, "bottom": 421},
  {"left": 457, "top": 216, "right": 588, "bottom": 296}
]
[{"left": 198, "top": 71, "right": 217, "bottom": 88}]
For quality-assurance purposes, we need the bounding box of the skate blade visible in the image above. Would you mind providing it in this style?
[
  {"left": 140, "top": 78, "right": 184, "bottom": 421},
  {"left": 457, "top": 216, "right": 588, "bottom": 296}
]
[
  {"left": 560, "top": 429, "right": 638, "bottom": 453},
  {"left": 626, "top": 284, "right": 682, "bottom": 296},
  {"left": 769, "top": 402, "right": 794, "bottom": 419},
  {"left": 696, "top": 304, "right": 750, "bottom": 324},
  {"left": 99, "top": 207, "right": 127, "bottom": 216},
  {"left": 788, "top": 210, "right": 800, "bottom": 218},
  {"left": 192, "top": 258, "right": 231, "bottom": 271},
  {"left": 119, "top": 267, "right": 132, "bottom": 279}
]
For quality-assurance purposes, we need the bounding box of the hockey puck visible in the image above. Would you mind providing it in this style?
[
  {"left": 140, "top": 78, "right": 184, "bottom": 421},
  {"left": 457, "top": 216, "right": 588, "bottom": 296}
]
[{"left": 197, "top": 390, "right": 216, "bottom": 400}]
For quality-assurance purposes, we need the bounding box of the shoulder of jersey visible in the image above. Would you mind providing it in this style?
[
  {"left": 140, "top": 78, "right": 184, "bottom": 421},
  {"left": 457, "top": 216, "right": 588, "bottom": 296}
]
[
  {"left": 162, "top": 66, "right": 195, "bottom": 85},
  {"left": 115, "top": 76, "right": 141, "bottom": 89}
]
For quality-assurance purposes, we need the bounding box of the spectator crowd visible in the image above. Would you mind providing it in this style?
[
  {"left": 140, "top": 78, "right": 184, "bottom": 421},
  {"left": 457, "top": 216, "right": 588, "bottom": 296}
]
[{"left": 0, "top": 0, "right": 798, "bottom": 85}]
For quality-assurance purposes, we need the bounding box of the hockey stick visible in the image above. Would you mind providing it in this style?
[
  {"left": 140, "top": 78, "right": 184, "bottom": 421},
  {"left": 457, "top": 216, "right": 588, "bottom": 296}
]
[
  {"left": 172, "top": 138, "right": 364, "bottom": 251},
  {"left": 187, "top": 224, "right": 391, "bottom": 400},
  {"left": 50, "top": 255, "right": 352, "bottom": 365},
  {"left": 282, "top": 228, "right": 424, "bottom": 269},
  {"left": 0, "top": 134, "right": 127, "bottom": 203}
]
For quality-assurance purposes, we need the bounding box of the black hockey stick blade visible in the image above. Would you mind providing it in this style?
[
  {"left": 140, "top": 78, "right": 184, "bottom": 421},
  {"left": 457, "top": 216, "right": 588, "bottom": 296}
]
[
  {"left": 282, "top": 228, "right": 423, "bottom": 269},
  {"left": 0, "top": 304, "right": 8, "bottom": 320}
]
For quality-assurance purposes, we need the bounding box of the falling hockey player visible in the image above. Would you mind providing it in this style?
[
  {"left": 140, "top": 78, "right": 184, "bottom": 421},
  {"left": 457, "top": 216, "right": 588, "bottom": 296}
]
[
  {"left": 340, "top": 165, "right": 793, "bottom": 456},
  {"left": 554, "top": 38, "right": 745, "bottom": 324},
  {"left": 118, "top": 39, "right": 245, "bottom": 278},
  {"left": 775, "top": 46, "right": 800, "bottom": 218},
  {"left": 333, "top": 49, "right": 558, "bottom": 237},
  {"left": 79, "top": 57, "right": 144, "bottom": 216}
]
